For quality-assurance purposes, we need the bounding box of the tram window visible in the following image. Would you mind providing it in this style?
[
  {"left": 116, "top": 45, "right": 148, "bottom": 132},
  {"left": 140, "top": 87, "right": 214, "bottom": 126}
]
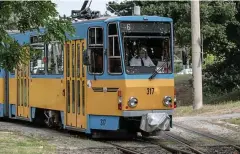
[
  {"left": 66, "top": 44, "right": 70, "bottom": 77},
  {"left": 30, "top": 48, "right": 45, "bottom": 75},
  {"left": 72, "top": 80, "right": 75, "bottom": 113},
  {"left": 124, "top": 36, "right": 172, "bottom": 74},
  {"left": 88, "top": 27, "right": 103, "bottom": 45},
  {"left": 72, "top": 43, "right": 75, "bottom": 77},
  {"left": 47, "top": 43, "right": 64, "bottom": 75},
  {"left": 88, "top": 27, "right": 104, "bottom": 74},
  {"left": 89, "top": 48, "right": 103, "bottom": 74},
  {"left": 108, "top": 23, "right": 122, "bottom": 74},
  {"left": 77, "top": 44, "right": 80, "bottom": 78},
  {"left": 82, "top": 42, "right": 85, "bottom": 77},
  {"left": 89, "top": 28, "right": 95, "bottom": 45},
  {"left": 24, "top": 79, "right": 27, "bottom": 107},
  {"left": 77, "top": 80, "right": 80, "bottom": 114},
  {"left": 67, "top": 80, "right": 70, "bottom": 113},
  {"left": 109, "top": 24, "right": 117, "bottom": 35},
  {"left": 82, "top": 80, "right": 85, "bottom": 116},
  {"left": 96, "top": 28, "right": 103, "bottom": 44}
]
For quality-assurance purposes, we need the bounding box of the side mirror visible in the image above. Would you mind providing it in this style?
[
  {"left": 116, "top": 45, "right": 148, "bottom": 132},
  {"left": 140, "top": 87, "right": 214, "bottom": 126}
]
[{"left": 83, "top": 49, "right": 91, "bottom": 66}]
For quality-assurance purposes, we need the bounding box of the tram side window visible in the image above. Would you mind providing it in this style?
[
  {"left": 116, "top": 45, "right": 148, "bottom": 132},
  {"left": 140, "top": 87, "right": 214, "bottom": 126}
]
[
  {"left": 30, "top": 35, "right": 46, "bottom": 75},
  {"left": 88, "top": 27, "right": 104, "bottom": 74},
  {"left": 30, "top": 47, "right": 45, "bottom": 75},
  {"left": 108, "top": 23, "right": 122, "bottom": 74},
  {"left": 47, "top": 43, "right": 64, "bottom": 74}
]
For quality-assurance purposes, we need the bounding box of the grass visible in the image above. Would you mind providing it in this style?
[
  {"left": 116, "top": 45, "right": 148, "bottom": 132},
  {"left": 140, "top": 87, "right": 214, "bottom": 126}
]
[
  {"left": 174, "top": 74, "right": 193, "bottom": 106},
  {"left": 174, "top": 74, "right": 192, "bottom": 83},
  {"left": 0, "top": 131, "right": 56, "bottom": 154},
  {"left": 173, "top": 101, "right": 240, "bottom": 117},
  {"left": 204, "top": 90, "right": 240, "bottom": 104},
  {"left": 224, "top": 118, "right": 240, "bottom": 126}
]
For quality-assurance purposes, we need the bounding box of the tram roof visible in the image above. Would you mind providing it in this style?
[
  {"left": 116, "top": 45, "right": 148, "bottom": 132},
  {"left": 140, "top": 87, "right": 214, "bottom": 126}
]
[{"left": 71, "top": 15, "right": 173, "bottom": 25}]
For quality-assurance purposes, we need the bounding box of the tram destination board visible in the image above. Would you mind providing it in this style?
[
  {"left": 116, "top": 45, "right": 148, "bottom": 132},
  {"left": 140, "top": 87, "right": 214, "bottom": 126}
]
[{"left": 120, "top": 22, "right": 170, "bottom": 34}]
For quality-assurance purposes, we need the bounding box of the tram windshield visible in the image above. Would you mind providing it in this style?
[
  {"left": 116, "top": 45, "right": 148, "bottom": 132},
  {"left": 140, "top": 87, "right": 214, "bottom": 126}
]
[{"left": 120, "top": 21, "right": 172, "bottom": 74}]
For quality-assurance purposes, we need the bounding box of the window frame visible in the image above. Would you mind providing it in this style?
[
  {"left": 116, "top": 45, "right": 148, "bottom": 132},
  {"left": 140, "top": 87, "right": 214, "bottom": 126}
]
[
  {"left": 107, "top": 22, "right": 123, "bottom": 75},
  {"left": 87, "top": 26, "right": 104, "bottom": 75}
]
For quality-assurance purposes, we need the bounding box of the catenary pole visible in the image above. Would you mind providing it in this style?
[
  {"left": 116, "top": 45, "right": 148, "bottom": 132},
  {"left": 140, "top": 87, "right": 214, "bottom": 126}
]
[{"left": 191, "top": 0, "right": 203, "bottom": 109}]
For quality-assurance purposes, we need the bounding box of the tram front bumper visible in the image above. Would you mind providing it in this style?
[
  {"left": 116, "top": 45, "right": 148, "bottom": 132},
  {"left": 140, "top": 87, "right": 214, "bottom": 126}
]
[{"left": 139, "top": 112, "right": 170, "bottom": 133}]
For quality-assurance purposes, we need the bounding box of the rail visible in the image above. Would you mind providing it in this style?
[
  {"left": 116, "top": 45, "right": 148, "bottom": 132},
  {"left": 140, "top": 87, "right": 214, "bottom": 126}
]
[
  {"left": 135, "top": 137, "right": 194, "bottom": 154},
  {"left": 164, "top": 132, "right": 205, "bottom": 154},
  {"left": 105, "top": 141, "right": 143, "bottom": 154},
  {"left": 174, "top": 123, "right": 240, "bottom": 152}
]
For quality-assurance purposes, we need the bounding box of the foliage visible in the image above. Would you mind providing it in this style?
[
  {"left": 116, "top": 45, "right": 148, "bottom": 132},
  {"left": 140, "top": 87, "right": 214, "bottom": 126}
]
[
  {"left": 203, "top": 2, "right": 240, "bottom": 94},
  {"left": 174, "top": 62, "right": 183, "bottom": 73},
  {"left": 202, "top": 54, "right": 216, "bottom": 69},
  {"left": 0, "top": 1, "right": 75, "bottom": 71}
]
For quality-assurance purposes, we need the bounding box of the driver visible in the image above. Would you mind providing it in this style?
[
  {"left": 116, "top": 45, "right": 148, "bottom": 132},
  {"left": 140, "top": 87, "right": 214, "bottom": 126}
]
[{"left": 129, "top": 45, "right": 155, "bottom": 67}]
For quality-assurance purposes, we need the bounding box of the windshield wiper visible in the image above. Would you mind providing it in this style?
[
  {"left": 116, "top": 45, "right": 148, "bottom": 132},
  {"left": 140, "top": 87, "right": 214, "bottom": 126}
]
[{"left": 148, "top": 60, "right": 169, "bottom": 80}]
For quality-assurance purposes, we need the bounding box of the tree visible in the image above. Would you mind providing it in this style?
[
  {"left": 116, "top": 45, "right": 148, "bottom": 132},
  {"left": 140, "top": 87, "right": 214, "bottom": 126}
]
[
  {"left": 0, "top": 1, "right": 75, "bottom": 71},
  {"left": 107, "top": 1, "right": 134, "bottom": 16}
]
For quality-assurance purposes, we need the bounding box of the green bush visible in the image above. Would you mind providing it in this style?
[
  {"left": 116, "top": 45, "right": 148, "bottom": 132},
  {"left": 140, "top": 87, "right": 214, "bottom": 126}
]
[
  {"left": 203, "top": 54, "right": 216, "bottom": 69},
  {"left": 174, "top": 62, "right": 182, "bottom": 73}
]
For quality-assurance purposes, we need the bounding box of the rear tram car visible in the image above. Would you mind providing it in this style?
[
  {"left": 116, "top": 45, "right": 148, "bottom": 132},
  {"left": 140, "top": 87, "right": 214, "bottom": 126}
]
[{"left": 0, "top": 15, "right": 176, "bottom": 137}]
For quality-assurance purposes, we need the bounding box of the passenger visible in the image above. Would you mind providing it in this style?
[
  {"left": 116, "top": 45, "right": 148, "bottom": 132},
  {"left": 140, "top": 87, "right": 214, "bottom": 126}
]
[
  {"left": 129, "top": 52, "right": 142, "bottom": 66},
  {"left": 129, "top": 46, "right": 155, "bottom": 67}
]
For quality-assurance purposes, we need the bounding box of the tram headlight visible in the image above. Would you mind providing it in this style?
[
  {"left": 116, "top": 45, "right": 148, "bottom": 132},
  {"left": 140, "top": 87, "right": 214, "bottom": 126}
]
[
  {"left": 163, "top": 96, "right": 172, "bottom": 107},
  {"left": 128, "top": 97, "right": 138, "bottom": 108}
]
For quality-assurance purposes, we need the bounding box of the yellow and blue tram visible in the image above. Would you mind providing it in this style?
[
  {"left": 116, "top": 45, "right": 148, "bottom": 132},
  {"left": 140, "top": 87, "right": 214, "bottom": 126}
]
[{"left": 0, "top": 15, "right": 176, "bottom": 137}]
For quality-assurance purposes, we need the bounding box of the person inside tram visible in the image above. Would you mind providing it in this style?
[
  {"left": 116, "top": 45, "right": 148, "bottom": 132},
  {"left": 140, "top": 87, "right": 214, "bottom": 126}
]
[{"left": 129, "top": 45, "right": 155, "bottom": 67}]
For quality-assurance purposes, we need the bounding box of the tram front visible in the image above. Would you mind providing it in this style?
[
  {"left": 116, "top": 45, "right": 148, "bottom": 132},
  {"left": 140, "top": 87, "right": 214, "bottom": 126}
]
[{"left": 117, "top": 17, "right": 176, "bottom": 135}]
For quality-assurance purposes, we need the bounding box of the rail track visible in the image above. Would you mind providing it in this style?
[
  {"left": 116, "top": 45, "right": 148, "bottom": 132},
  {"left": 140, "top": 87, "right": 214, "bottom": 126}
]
[
  {"left": 163, "top": 132, "right": 205, "bottom": 154},
  {"left": 174, "top": 123, "right": 240, "bottom": 152},
  {"left": 105, "top": 141, "right": 142, "bottom": 154},
  {"left": 99, "top": 135, "right": 199, "bottom": 154},
  {"left": 135, "top": 137, "right": 195, "bottom": 154},
  {"left": 104, "top": 139, "right": 192, "bottom": 154}
]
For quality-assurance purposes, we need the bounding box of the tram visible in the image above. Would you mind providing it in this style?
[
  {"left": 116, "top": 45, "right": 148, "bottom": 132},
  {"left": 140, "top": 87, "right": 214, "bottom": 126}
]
[{"left": 0, "top": 1, "right": 176, "bottom": 138}]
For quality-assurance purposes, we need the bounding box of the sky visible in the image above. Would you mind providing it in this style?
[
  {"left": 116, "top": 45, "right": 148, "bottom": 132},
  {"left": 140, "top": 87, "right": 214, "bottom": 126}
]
[{"left": 53, "top": 0, "right": 123, "bottom": 16}]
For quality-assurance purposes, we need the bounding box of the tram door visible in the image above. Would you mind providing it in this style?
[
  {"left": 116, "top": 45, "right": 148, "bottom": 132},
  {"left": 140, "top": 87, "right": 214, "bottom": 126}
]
[
  {"left": 65, "top": 40, "right": 87, "bottom": 129},
  {"left": 16, "top": 57, "right": 30, "bottom": 118}
]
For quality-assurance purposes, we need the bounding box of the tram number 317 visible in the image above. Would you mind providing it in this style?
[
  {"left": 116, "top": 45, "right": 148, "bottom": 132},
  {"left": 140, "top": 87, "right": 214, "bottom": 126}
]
[
  {"left": 100, "top": 119, "right": 106, "bottom": 126},
  {"left": 147, "top": 88, "right": 154, "bottom": 95}
]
